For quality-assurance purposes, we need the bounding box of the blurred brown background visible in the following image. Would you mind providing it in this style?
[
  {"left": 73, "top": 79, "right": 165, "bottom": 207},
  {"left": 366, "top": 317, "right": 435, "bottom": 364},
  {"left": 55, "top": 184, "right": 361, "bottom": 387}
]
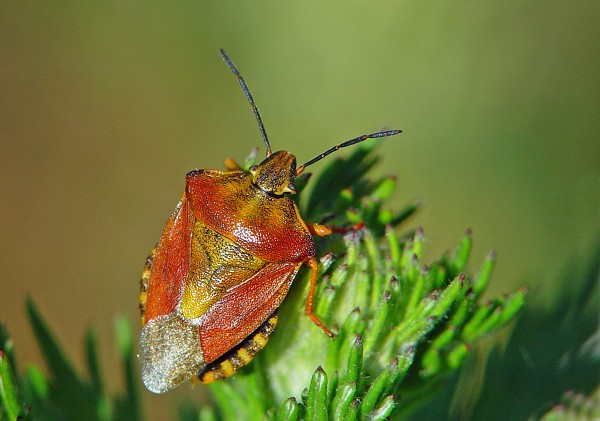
[{"left": 1, "top": 1, "right": 598, "bottom": 419}]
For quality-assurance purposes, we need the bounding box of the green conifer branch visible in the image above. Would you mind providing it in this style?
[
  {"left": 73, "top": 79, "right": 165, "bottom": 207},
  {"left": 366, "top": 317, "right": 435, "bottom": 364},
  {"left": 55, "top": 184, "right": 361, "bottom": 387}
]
[{"left": 0, "top": 146, "right": 531, "bottom": 420}]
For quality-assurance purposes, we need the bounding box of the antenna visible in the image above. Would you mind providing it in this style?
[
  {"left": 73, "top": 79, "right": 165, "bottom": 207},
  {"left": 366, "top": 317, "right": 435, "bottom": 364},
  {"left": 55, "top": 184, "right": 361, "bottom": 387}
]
[
  {"left": 220, "top": 49, "right": 272, "bottom": 157},
  {"left": 296, "top": 129, "right": 402, "bottom": 175}
]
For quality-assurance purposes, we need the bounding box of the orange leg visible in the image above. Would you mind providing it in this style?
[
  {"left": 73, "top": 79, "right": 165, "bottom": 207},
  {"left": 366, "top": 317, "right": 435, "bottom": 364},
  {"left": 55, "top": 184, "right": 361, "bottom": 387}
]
[
  {"left": 223, "top": 158, "right": 242, "bottom": 171},
  {"left": 304, "top": 257, "right": 334, "bottom": 338},
  {"left": 306, "top": 222, "right": 332, "bottom": 237},
  {"left": 331, "top": 222, "right": 365, "bottom": 233},
  {"left": 308, "top": 220, "right": 365, "bottom": 235}
]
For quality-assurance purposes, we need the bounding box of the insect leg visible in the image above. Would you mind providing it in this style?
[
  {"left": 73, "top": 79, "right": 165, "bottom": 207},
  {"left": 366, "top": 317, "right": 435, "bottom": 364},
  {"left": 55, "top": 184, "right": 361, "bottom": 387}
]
[
  {"left": 330, "top": 222, "right": 365, "bottom": 233},
  {"left": 306, "top": 222, "right": 332, "bottom": 237},
  {"left": 304, "top": 257, "right": 334, "bottom": 338},
  {"left": 223, "top": 158, "right": 242, "bottom": 171}
]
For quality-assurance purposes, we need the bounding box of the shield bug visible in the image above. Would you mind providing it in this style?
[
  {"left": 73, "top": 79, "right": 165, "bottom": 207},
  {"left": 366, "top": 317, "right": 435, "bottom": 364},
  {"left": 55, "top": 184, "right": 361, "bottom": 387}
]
[{"left": 139, "top": 49, "right": 401, "bottom": 394}]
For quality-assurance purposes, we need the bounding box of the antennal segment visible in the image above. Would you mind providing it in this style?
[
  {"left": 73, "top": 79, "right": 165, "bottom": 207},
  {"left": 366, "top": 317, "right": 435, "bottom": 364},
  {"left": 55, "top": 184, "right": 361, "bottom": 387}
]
[
  {"left": 296, "top": 129, "right": 402, "bottom": 175},
  {"left": 219, "top": 49, "right": 272, "bottom": 157}
]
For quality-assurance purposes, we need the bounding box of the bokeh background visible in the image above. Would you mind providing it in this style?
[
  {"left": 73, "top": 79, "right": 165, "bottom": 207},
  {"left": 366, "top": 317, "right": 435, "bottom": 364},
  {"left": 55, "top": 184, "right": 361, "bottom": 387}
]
[{"left": 1, "top": 2, "right": 598, "bottom": 420}]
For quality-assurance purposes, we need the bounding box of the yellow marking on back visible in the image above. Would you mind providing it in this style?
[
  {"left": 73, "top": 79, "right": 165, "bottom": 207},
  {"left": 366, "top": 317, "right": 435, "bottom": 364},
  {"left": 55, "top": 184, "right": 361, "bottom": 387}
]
[{"left": 181, "top": 222, "right": 266, "bottom": 319}]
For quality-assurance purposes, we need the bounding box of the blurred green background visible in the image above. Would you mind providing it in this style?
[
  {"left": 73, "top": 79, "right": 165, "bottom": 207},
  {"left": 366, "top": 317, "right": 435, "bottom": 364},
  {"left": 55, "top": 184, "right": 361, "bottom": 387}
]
[{"left": 1, "top": 1, "right": 598, "bottom": 420}]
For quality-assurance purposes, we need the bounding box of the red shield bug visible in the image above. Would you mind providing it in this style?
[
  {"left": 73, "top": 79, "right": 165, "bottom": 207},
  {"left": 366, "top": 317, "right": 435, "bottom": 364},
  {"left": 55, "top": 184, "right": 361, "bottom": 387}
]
[{"left": 139, "top": 49, "right": 401, "bottom": 393}]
